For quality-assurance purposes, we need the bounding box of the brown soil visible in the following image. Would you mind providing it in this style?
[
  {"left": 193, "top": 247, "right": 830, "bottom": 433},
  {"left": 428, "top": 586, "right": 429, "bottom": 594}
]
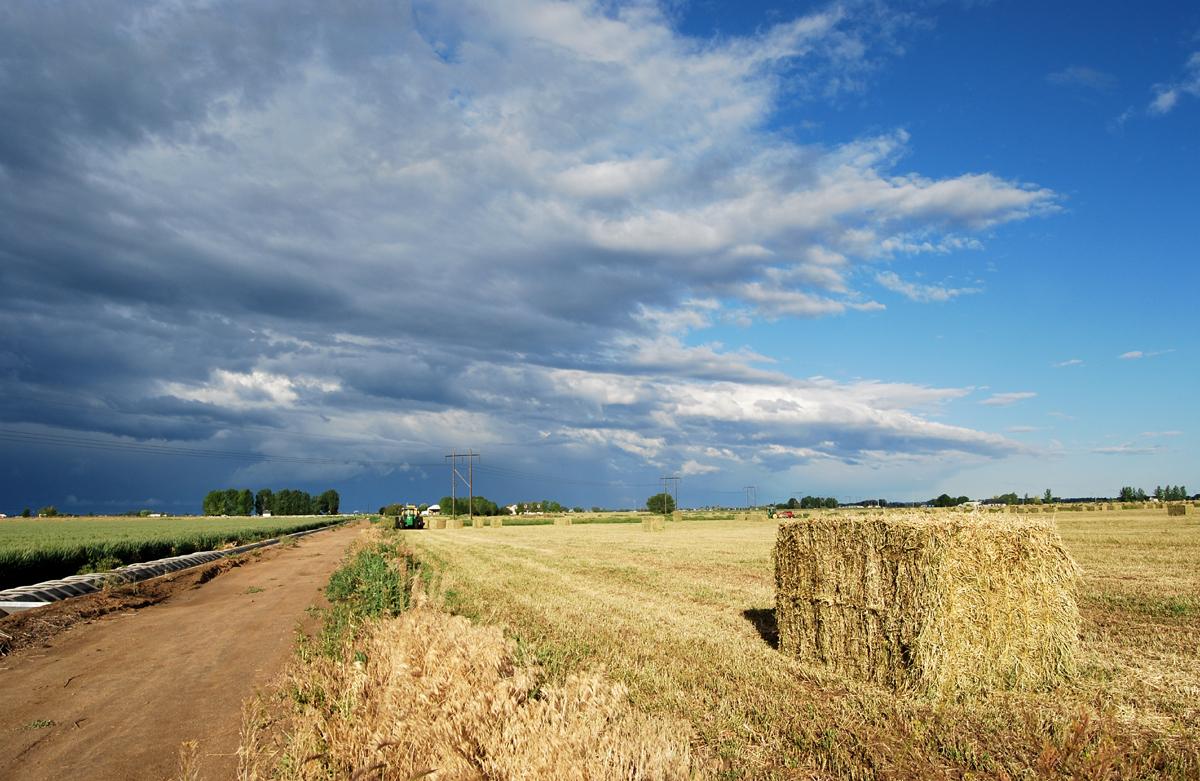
[{"left": 0, "top": 522, "right": 362, "bottom": 781}]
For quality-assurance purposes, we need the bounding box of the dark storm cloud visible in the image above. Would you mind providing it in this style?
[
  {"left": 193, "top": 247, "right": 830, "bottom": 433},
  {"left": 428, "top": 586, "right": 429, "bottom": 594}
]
[{"left": 0, "top": 0, "right": 1056, "bottom": 510}]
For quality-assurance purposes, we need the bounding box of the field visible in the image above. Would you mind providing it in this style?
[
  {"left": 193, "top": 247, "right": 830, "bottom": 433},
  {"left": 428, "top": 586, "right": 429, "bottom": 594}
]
[
  {"left": 400, "top": 508, "right": 1200, "bottom": 778},
  {"left": 0, "top": 515, "right": 344, "bottom": 590}
]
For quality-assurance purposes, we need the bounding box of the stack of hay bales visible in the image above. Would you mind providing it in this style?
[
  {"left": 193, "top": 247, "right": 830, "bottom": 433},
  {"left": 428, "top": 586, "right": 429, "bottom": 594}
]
[
  {"left": 446, "top": 517, "right": 464, "bottom": 529},
  {"left": 427, "top": 517, "right": 445, "bottom": 530},
  {"left": 1167, "top": 503, "right": 1188, "bottom": 517},
  {"left": 672, "top": 510, "right": 683, "bottom": 522},
  {"left": 642, "top": 516, "right": 666, "bottom": 532},
  {"left": 553, "top": 515, "right": 572, "bottom": 526},
  {"left": 472, "top": 517, "right": 484, "bottom": 529},
  {"left": 490, "top": 516, "right": 503, "bottom": 528},
  {"left": 774, "top": 512, "right": 1080, "bottom": 698}
]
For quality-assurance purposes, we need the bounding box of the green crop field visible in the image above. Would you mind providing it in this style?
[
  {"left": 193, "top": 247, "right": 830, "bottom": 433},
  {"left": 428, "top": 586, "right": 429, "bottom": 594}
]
[{"left": 0, "top": 515, "right": 348, "bottom": 590}]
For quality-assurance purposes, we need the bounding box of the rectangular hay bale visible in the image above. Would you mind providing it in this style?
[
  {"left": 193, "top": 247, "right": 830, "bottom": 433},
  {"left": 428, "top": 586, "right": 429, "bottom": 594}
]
[
  {"left": 1167, "top": 503, "right": 1187, "bottom": 516},
  {"left": 490, "top": 517, "right": 503, "bottom": 528},
  {"left": 642, "top": 516, "right": 666, "bottom": 532},
  {"left": 774, "top": 513, "right": 1080, "bottom": 697}
]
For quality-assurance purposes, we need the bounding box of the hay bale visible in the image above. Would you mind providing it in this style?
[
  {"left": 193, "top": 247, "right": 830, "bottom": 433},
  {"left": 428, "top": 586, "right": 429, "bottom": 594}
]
[
  {"left": 472, "top": 517, "right": 484, "bottom": 529},
  {"left": 490, "top": 517, "right": 503, "bottom": 528},
  {"left": 553, "top": 516, "right": 572, "bottom": 526},
  {"left": 1167, "top": 503, "right": 1188, "bottom": 517},
  {"left": 774, "top": 513, "right": 1080, "bottom": 698},
  {"left": 671, "top": 510, "right": 683, "bottom": 522},
  {"left": 446, "top": 517, "right": 464, "bottom": 529},
  {"left": 642, "top": 516, "right": 666, "bottom": 532}
]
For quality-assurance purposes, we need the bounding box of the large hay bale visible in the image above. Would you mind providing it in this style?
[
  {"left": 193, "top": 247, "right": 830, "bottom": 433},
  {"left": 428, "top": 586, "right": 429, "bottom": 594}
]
[
  {"left": 774, "top": 513, "right": 1080, "bottom": 698},
  {"left": 642, "top": 516, "right": 665, "bottom": 532},
  {"left": 472, "top": 517, "right": 484, "bottom": 529},
  {"left": 553, "top": 516, "right": 572, "bottom": 526},
  {"left": 490, "top": 517, "right": 503, "bottom": 528},
  {"left": 446, "top": 517, "right": 464, "bottom": 529},
  {"left": 1167, "top": 503, "right": 1188, "bottom": 517}
]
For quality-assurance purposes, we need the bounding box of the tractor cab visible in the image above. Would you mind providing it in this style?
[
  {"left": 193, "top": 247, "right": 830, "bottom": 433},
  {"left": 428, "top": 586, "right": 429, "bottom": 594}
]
[{"left": 401, "top": 504, "right": 424, "bottom": 529}]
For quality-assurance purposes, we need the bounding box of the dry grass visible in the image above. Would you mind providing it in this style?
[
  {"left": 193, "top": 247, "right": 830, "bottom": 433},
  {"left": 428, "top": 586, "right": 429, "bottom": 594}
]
[
  {"left": 240, "top": 530, "right": 692, "bottom": 780},
  {"left": 404, "top": 509, "right": 1200, "bottom": 779},
  {"left": 774, "top": 513, "right": 1080, "bottom": 697}
]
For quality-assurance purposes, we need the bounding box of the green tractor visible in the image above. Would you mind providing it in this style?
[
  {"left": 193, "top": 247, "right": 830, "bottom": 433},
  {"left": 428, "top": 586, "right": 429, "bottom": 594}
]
[{"left": 400, "top": 504, "right": 424, "bottom": 529}]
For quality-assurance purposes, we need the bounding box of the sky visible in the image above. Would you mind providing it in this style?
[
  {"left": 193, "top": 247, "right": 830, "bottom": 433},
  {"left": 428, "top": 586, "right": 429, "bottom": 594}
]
[{"left": 1, "top": 0, "right": 1197, "bottom": 514}]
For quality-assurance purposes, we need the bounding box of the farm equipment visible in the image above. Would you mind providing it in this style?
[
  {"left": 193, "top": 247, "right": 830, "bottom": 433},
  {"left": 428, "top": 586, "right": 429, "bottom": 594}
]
[{"left": 400, "top": 505, "right": 425, "bottom": 529}]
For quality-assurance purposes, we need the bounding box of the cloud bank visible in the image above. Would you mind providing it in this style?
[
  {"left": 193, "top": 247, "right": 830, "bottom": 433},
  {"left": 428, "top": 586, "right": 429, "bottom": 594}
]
[{"left": 0, "top": 0, "right": 1054, "bottom": 506}]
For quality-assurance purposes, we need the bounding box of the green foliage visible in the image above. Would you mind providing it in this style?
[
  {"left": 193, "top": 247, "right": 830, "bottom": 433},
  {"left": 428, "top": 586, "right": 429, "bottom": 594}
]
[
  {"left": 646, "top": 492, "right": 676, "bottom": 514},
  {"left": 325, "top": 545, "right": 411, "bottom": 618},
  {"left": 255, "top": 488, "right": 273, "bottom": 516},
  {"left": 76, "top": 555, "right": 123, "bottom": 575},
  {"left": 439, "top": 495, "right": 505, "bottom": 516},
  {"left": 790, "top": 496, "right": 839, "bottom": 509},
  {"left": 21, "top": 507, "right": 31, "bottom": 517},
  {"left": 37, "top": 505, "right": 59, "bottom": 517},
  {"left": 931, "top": 494, "right": 970, "bottom": 508}
]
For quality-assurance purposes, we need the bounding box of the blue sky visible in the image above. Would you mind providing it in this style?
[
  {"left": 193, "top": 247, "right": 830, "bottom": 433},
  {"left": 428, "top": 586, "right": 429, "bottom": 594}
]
[{"left": 0, "top": 0, "right": 1196, "bottom": 512}]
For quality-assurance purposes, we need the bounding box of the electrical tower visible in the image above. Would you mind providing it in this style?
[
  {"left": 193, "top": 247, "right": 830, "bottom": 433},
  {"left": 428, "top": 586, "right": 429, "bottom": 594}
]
[
  {"left": 445, "top": 449, "right": 480, "bottom": 519},
  {"left": 743, "top": 485, "right": 758, "bottom": 509},
  {"left": 660, "top": 475, "right": 680, "bottom": 512}
]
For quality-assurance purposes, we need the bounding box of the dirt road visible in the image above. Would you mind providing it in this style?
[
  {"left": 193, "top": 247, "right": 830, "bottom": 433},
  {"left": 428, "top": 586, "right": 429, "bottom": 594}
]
[{"left": 0, "top": 523, "right": 362, "bottom": 781}]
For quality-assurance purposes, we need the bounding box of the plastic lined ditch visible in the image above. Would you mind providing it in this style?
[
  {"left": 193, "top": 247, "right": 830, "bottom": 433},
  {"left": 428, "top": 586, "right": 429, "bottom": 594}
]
[{"left": 0, "top": 523, "right": 342, "bottom": 617}]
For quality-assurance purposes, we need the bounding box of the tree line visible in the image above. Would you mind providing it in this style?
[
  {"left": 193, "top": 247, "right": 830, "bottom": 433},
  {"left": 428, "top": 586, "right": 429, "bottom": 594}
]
[
  {"left": 202, "top": 487, "right": 340, "bottom": 516},
  {"left": 1120, "top": 485, "right": 1190, "bottom": 502}
]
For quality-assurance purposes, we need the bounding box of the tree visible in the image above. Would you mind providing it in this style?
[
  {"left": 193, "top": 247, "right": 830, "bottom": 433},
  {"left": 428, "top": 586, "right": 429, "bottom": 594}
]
[
  {"left": 1043, "top": 489, "right": 1053, "bottom": 504},
  {"left": 933, "top": 493, "right": 956, "bottom": 508},
  {"left": 21, "top": 507, "right": 31, "bottom": 517},
  {"left": 646, "top": 492, "right": 676, "bottom": 514},
  {"left": 255, "top": 488, "right": 273, "bottom": 516},
  {"left": 317, "top": 489, "right": 340, "bottom": 515},
  {"left": 38, "top": 505, "right": 59, "bottom": 517},
  {"left": 237, "top": 489, "right": 254, "bottom": 516}
]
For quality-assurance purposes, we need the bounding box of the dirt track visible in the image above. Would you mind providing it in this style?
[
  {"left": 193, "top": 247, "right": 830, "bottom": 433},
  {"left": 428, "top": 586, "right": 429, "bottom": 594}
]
[{"left": 0, "top": 523, "right": 362, "bottom": 781}]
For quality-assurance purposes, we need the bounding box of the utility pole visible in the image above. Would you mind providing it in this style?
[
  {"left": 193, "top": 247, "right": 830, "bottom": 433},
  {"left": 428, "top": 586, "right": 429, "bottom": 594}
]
[
  {"left": 660, "top": 475, "right": 680, "bottom": 512},
  {"left": 445, "top": 450, "right": 480, "bottom": 519}
]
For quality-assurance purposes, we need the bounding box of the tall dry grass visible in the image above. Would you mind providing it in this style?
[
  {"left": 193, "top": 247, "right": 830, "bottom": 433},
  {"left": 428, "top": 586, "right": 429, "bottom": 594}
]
[{"left": 240, "top": 535, "right": 692, "bottom": 780}]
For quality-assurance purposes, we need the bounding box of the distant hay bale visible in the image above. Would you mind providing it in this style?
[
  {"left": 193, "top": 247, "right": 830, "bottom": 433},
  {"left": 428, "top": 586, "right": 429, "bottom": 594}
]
[
  {"left": 671, "top": 510, "right": 683, "bottom": 522},
  {"left": 446, "top": 517, "right": 464, "bottom": 529},
  {"left": 642, "top": 516, "right": 666, "bottom": 532},
  {"left": 553, "top": 516, "right": 572, "bottom": 526},
  {"left": 1167, "top": 504, "right": 1188, "bottom": 517},
  {"left": 490, "top": 517, "right": 503, "bottom": 528},
  {"left": 472, "top": 517, "right": 484, "bottom": 529},
  {"left": 774, "top": 513, "right": 1080, "bottom": 698}
]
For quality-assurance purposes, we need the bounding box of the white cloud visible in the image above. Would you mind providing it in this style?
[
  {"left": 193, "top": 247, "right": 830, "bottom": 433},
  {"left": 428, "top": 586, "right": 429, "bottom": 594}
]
[
  {"left": 1093, "top": 444, "right": 1160, "bottom": 456},
  {"left": 1047, "top": 65, "right": 1116, "bottom": 91},
  {"left": 681, "top": 459, "right": 720, "bottom": 476},
  {"left": 875, "top": 271, "right": 979, "bottom": 303},
  {"left": 1053, "top": 358, "right": 1084, "bottom": 368},
  {"left": 980, "top": 391, "right": 1037, "bottom": 407},
  {"left": 1120, "top": 349, "right": 1174, "bottom": 360},
  {"left": 1007, "top": 425, "right": 1041, "bottom": 433},
  {"left": 1149, "top": 52, "right": 1200, "bottom": 115}
]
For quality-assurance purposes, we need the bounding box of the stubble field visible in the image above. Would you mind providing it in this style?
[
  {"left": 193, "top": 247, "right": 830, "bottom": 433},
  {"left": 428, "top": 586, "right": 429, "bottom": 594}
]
[{"left": 404, "top": 508, "right": 1200, "bottom": 778}]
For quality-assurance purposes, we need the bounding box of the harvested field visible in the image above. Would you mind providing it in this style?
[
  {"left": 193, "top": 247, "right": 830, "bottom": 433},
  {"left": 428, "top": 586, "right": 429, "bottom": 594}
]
[{"left": 404, "top": 509, "right": 1200, "bottom": 778}]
